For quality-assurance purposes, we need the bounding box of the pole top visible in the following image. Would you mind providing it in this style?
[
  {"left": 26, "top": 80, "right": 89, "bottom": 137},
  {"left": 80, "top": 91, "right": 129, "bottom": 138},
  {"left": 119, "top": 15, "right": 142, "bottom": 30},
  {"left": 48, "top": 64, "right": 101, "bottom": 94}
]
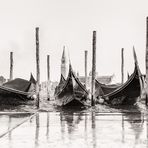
[
  {"left": 36, "top": 27, "right": 39, "bottom": 31},
  {"left": 93, "top": 30, "right": 97, "bottom": 34}
]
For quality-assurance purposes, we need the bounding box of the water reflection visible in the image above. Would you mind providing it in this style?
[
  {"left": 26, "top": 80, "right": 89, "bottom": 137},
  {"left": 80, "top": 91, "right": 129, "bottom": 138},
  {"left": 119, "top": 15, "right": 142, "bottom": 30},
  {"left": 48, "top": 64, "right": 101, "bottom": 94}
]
[
  {"left": 60, "top": 112, "right": 65, "bottom": 141},
  {"left": 55, "top": 110, "right": 146, "bottom": 147},
  {"left": 146, "top": 115, "right": 148, "bottom": 148},
  {"left": 8, "top": 116, "right": 12, "bottom": 148},
  {"left": 91, "top": 112, "right": 96, "bottom": 148},
  {"left": 60, "top": 110, "right": 83, "bottom": 134},
  {"left": 0, "top": 113, "right": 31, "bottom": 138},
  {"left": 123, "top": 107, "right": 144, "bottom": 146},
  {"left": 35, "top": 113, "right": 39, "bottom": 148},
  {"left": 0, "top": 110, "right": 148, "bottom": 148},
  {"left": 122, "top": 115, "right": 125, "bottom": 143},
  {"left": 46, "top": 112, "right": 49, "bottom": 139}
]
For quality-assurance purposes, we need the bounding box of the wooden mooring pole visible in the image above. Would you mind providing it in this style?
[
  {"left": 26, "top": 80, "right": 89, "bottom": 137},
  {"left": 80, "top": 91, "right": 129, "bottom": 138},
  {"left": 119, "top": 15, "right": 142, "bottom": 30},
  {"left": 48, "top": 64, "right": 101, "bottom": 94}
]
[
  {"left": 91, "top": 31, "right": 97, "bottom": 106},
  {"left": 85, "top": 50, "right": 88, "bottom": 89},
  {"left": 9, "top": 52, "right": 13, "bottom": 81},
  {"left": 47, "top": 55, "right": 50, "bottom": 101},
  {"left": 121, "top": 48, "right": 124, "bottom": 84},
  {"left": 36, "top": 27, "right": 40, "bottom": 108},
  {"left": 146, "top": 17, "right": 148, "bottom": 106}
]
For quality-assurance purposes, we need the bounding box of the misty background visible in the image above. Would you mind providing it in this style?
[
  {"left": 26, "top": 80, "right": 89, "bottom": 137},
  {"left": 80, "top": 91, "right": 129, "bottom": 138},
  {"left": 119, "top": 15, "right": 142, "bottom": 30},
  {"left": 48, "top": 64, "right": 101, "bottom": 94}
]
[{"left": 0, "top": 0, "right": 147, "bottom": 83}]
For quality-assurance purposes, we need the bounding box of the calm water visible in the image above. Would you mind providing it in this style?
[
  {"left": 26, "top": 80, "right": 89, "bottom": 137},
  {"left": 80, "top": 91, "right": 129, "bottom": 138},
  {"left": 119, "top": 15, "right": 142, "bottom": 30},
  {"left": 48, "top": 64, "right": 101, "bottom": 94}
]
[
  {"left": 0, "top": 113, "right": 32, "bottom": 138},
  {"left": 0, "top": 109, "right": 148, "bottom": 148}
]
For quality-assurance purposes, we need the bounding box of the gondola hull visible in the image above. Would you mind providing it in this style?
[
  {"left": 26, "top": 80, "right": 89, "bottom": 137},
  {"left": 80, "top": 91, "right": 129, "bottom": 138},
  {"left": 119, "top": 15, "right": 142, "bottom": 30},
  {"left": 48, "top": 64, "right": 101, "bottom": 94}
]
[
  {"left": 0, "top": 86, "right": 32, "bottom": 105},
  {"left": 106, "top": 73, "right": 141, "bottom": 105},
  {"left": 0, "top": 75, "right": 36, "bottom": 105},
  {"left": 55, "top": 65, "right": 90, "bottom": 107},
  {"left": 55, "top": 84, "right": 90, "bottom": 107},
  {"left": 96, "top": 64, "right": 142, "bottom": 105},
  {"left": 55, "top": 95, "right": 89, "bottom": 107}
]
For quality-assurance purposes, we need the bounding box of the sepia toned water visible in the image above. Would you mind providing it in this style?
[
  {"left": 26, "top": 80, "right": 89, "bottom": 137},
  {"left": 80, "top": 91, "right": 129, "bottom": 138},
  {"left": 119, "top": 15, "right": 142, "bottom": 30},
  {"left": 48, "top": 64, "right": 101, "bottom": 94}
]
[{"left": 0, "top": 106, "right": 148, "bottom": 148}]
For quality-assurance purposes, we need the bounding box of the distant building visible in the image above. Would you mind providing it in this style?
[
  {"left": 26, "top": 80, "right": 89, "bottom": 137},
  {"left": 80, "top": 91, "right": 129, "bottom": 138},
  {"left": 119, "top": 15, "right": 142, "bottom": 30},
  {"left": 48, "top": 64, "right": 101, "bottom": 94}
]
[
  {"left": 78, "top": 74, "right": 114, "bottom": 88},
  {"left": 61, "top": 46, "right": 67, "bottom": 79},
  {"left": 41, "top": 81, "right": 58, "bottom": 91},
  {"left": 40, "top": 81, "right": 58, "bottom": 98}
]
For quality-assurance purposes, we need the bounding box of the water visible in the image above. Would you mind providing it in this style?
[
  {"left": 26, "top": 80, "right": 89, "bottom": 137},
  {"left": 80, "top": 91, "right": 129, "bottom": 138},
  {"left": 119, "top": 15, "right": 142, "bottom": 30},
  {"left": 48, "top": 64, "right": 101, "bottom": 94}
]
[
  {"left": 0, "top": 113, "right": 32, "bottom": 138},
  {"left": 0, "top": 109, "right": 148, "bottom": 148}
]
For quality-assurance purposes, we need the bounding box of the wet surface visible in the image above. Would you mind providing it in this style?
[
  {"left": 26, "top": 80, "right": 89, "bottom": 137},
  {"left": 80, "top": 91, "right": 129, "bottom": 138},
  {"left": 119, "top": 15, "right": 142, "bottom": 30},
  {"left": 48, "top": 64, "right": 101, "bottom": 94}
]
[{"left": 0, "top": 109, "right": 148, "bottom": 148}]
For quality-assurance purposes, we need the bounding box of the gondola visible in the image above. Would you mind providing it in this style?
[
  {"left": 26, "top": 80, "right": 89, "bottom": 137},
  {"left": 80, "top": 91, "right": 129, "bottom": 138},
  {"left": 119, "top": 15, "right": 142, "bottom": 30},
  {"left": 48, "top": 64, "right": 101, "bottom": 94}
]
[
  {"left": 96, "top": 48, "right": 143, "bottom": 105},
  {"left": 95, "top": 80, "right": 121, "bottom": 96},
  {"left": 54, "top": 74, "right": 66, "bottom": 96},
  {"left": 0, "top": 74, "right": 36, "bottom": 104},
  {"left": 54, "top": 64, "right": 90, "bottom": 107}
]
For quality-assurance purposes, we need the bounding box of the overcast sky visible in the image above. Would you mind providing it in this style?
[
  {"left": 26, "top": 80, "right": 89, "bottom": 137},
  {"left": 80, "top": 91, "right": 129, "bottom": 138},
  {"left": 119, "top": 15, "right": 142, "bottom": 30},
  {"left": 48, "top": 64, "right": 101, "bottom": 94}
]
[{"left": 0, "top": 0, "right": 147, "bottom": 82}]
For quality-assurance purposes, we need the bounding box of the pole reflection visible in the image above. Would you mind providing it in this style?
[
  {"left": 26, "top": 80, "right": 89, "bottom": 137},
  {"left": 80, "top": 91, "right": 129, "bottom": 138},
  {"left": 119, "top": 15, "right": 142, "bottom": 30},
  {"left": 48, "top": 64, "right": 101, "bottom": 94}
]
[
  {"left": 121, "top": 115, "right": 125, "bottom": 143},
  {"left": 35, "top": 113, "right": 40, "bottom": 148},
  {"left": 8, "top": 115, "right": 12, "bottom": 140},
  {"left": 91, "top": 112, "right": 96, "bottom": 148},
  {"left": 60, "top": 112, "right": 66, "bottom": 141},
  {"left": 8, "top": 115, "right": 12, "bottom": 148},
  {"left": 84, "top": 113, "right": 88, "bottom": 143},
  {"left": 46, "top": 112, "right": 49, "bottom": 140},
  {"left": 60, "top": 110, "right": 83, "bottom": 134},
  {"left": 146, "top": 109, "right": 148, "bottom": 148}
]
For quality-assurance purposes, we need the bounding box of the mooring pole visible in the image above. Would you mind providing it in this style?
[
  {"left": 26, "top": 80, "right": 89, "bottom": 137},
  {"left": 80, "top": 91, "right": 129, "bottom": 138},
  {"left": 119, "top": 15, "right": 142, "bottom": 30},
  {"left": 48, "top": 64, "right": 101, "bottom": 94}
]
[
  {"left": 121, "top": 48, "right": 124, "bottom": 84},
  {"left": 146, "top": 17, "right": 148, "bottom": 106},
  {"left": 9, "top": 52, "right": 13, "bottom": 81},
  {"left": 47, "top": 55, "right": 50, "bottom": 101},
  {"left": 91, "top": 31, "right": 97, "bottom": 106},
  {"left": 36, "top": 27, "right": 40, "bottom": 108},
  {"left": 85, "top": 50, "right": 88, "bottom": 89}
]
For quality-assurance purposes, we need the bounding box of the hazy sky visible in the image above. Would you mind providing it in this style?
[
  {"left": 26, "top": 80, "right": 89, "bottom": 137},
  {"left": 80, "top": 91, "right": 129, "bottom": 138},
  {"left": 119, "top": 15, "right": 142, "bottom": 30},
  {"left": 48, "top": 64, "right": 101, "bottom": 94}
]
[{"left": 0, "top": 0, "right": 147, "bottom": 82}]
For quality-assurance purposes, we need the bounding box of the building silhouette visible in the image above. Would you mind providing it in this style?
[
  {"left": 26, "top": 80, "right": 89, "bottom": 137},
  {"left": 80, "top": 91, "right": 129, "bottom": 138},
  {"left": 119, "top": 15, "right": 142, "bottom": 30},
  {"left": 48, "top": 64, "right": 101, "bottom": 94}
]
[{"left": 61, "top": 46, "right": 67, "bottom": 79}]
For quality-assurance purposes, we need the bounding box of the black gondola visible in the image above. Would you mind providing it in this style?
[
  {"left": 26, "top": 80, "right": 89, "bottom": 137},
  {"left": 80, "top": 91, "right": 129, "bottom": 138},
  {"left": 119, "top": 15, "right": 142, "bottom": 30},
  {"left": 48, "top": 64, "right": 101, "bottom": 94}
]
[
  {"left": 0, "top": 74, "right": 36, "bottom": 104},
  {"left": 54, "top": 64, "right": 90, "bottom": 107},
  {"left": 96, "top": 48, "right": 143, "bottom": 105}
]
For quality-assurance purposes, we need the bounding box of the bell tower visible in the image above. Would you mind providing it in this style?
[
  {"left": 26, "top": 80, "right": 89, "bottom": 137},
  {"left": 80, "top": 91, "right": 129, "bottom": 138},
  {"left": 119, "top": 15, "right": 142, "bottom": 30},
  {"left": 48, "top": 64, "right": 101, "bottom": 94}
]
[{"left": 61, "top": 46, "right": 67, "bottom": 79}]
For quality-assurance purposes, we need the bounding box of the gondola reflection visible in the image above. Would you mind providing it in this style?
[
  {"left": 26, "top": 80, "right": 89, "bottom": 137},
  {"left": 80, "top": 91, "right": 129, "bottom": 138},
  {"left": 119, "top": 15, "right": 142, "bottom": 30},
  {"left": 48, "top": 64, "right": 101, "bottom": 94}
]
[
  {"left": 121, "top": 106, "right": 144, "bottom": 146},
  {"left": 60, "top": 110, "right": 83, "bottom": 134}
]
